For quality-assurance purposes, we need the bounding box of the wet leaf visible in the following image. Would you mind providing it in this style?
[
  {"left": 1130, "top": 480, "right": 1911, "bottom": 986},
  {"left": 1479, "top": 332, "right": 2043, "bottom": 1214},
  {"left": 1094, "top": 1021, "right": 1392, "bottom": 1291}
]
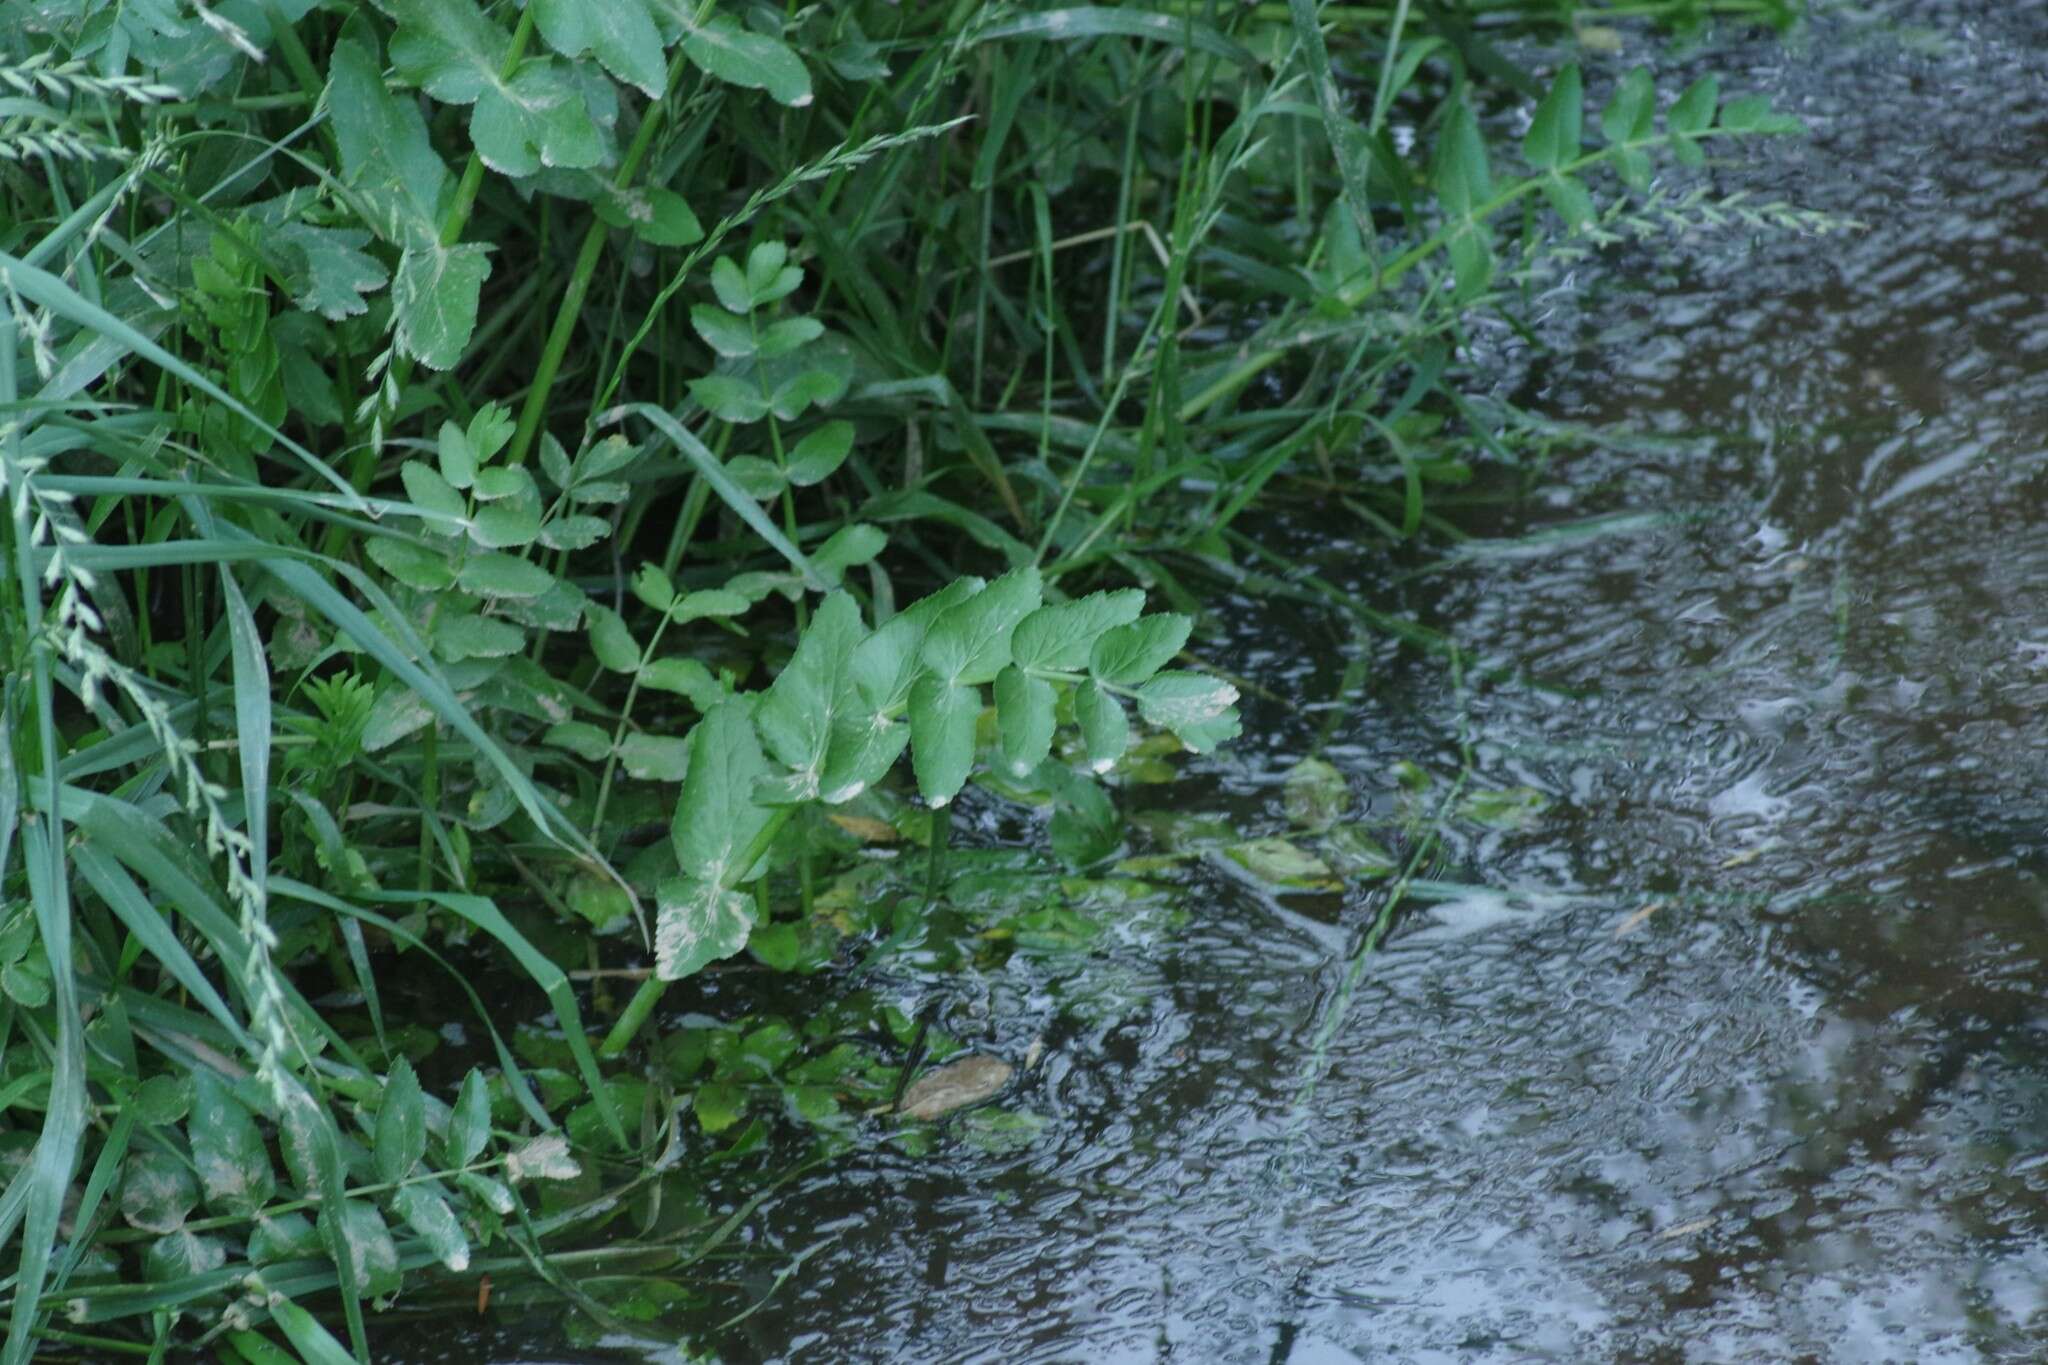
[
  {"left": 1224, "top": 836, "right": 1340, "bottom": 890},
  {"left": 1282, "top": 757, "right": 1351, "bottom": 828},
  {"left": 897, "top": 1055, "right": 1013, "bottom": 1121},
  {"left": 1459, "top": 785, "right": 1550, "bottom": 830},
  {"left": 1322, "top": 824, "right": 1396, "bottom": 879}
]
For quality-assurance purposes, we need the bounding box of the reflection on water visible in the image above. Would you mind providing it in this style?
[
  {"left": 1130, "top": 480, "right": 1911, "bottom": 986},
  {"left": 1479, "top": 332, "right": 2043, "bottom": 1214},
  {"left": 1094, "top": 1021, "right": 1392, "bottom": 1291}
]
[{"left": 472, "top": 5, "right": 2048, "bottom": 1360}]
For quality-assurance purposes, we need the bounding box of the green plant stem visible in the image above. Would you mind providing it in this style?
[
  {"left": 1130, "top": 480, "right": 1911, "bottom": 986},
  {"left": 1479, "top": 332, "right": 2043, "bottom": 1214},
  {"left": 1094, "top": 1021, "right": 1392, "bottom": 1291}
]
[
  {"left": 597, "top": 806, "right": 796, "bottom": 1058},
  {"left": 506, "top": 52, "right": 689, "bottom": 468}
]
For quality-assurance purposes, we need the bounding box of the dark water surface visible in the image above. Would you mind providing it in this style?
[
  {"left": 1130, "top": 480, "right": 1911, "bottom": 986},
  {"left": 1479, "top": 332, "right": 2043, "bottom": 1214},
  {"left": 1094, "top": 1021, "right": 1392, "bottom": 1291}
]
[{"left": 408, "top": 4, "right": 2048, "bottom": 1360}]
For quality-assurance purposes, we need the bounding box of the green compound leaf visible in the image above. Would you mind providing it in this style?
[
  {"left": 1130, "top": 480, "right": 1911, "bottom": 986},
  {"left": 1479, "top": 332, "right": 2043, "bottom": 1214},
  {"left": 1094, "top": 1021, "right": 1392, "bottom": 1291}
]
[
  {"left": 392, "top": 241, "right": 491, "bottom": 371},
  {"left": 386, "top": 0, "right": 602, "bottom": 176},
  {"left": 447, "top": 1068, "right": 491, "bottom": 1166},
  {"left": 922, "top": 565, "right": 1042, "bottom": 686},
  {"left": 671, "top": 703, "right": 775, "bottom": 889},
  {"left": 755, "top": 591, "right": 866, "bottom": 796},
  {"left": 691, "top": 304, "right": 756, "bottom": 358},
  {"left": 1089, "top": 613, "right": 1191, "bottom": 686},
  {"left": 533, "top": 0, "right": 668, "bottom": 95},
  {"left": 1012, "top": 589, "right": 1145, "bottom": 673},
  {"left": 785, "top": 420, "right": 854, "bottom": 486},
  {"left": 399, "top": 460, "right": 464, "bottom": 522},
  {"left": 1523, "top": 64, "right": 1583, "bottom": 169},
  {"left": 851, "top": 578, "right": 983, "bottom": 714},
  {"left": 274, "top": 223, "right": 388, "bottom": 320},
  {"left": 392, "top": 1183, "right": 470, "bottom": 1272},
  {"left": 908, "top": 675, "right": 980, "bottom": 805},
  {"left": 1075, "top": 680, "right": 1131, "bottom": 770},
  {"left": 374, "top": 1056, "right": 428, "bottom": 1185},
  {"left": 657, "top": 878, "right": 757, "bottom": 981},
  {"left": 456, "top": 552, "right": 555, "bottom": 599},
  {"left": 994, "top": 665, "right": 1056, "bottom": 775},
  {"left": 677, "top": 14, "right": 813, "bottom": 107},
  {"left": 1135, "top": 672, "right": 1241, "bottom": 753},
  {"left": 326, "top": 39, "right": 447, "bottom": 246},
  {"left": 366, "top": 536, "right": 454, "bottom": 589}
]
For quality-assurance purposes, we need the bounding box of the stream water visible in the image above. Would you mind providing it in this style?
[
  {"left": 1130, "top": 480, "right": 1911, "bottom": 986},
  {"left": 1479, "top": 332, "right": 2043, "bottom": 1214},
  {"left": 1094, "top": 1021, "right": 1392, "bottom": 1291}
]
[{"left": 392, "top": 3, "right": 2048, "bottom": 1360}]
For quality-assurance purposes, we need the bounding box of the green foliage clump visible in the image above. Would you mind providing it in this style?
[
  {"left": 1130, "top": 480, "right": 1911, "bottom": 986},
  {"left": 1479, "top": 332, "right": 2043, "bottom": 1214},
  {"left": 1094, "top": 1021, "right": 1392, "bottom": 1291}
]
[{"left": 0, "top": 0, "right": 1828, "bottom": 1355}]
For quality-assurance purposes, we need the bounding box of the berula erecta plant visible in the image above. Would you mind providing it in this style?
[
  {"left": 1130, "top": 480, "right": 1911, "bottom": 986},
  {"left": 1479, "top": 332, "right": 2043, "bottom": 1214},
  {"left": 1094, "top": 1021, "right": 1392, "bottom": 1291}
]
[{"left": 0, "top": 0, "right": 1831, "bottom": 1356}]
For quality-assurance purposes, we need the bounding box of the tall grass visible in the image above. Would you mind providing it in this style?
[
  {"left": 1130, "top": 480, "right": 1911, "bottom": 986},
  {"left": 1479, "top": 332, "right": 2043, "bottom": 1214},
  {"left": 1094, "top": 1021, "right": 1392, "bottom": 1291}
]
[{"left": 0, "top": 0, "right": 1824, "bottom": 1356}]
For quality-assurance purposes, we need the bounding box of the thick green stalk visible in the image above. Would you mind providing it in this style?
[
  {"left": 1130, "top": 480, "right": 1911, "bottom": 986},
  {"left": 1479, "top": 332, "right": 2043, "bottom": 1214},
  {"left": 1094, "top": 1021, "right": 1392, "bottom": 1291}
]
[{"left": 505, "top": 52, "right": 689, "bottom": 468}]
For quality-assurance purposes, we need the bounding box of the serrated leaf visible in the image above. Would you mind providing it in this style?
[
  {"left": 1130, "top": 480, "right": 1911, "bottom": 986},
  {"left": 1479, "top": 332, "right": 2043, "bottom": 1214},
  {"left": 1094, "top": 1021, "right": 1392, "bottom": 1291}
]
[
  {"left": 1075, "top": 679, "right": 1130, "bottom": 770},
  {"left": 325, "top": 1200, "right": 402, "bottom": 1298},
  {"left": 908, "top": 675, "right": 978, "bottom": 805},
  {"left": 392, "top": 1183, "right": 469, "bottom": 1272},
  {"left": 757, "top": 315, "right": 823, "bottom": 360},
  {"left": 457, "top": 552, "right": 554, "bottom": 598},
  {"left": 710, "top": 256, "right": 751, "bottom": 315},
  {"left": 540, "top": 514, "right": 611, "bottom": 551},
  {"left": 1135, "top": 672, "right": 1241, "bottom": 752},
  {"left": 365, "top": 536, "right": 455, "bottom": 590},
  {"left": 756, "top": 591, "right": 865, "bottom": 794},
  {"left": 533, "top": 0, "right": 667, "bottom": 95},
  {"left": 619, "top": 732, "right": 692, "bottom": 780},
  {"left": 274, "top": 223, "right": 388, "bottom": 320},
  {"left": 1012, "top": 589, "right": 1146, "bottom": 672},
  {"left": 691, "top": 304, "right": 757, "bottom": 358},
  {"left": 994, "top": 665, "right": 1055, "bottom": 774},
  {"left": 433, "top": 611, "right": 525, "bottom": 660},
  {"left": 922, "top": 565, "right": 1042, "bottom": 686},
  {"left": 1523, "top": 64, "right": 1583, "bottom": 169},
  {"left": 468, "top": 501, "right": 541, "bottom": 549},
  {"left": 680, "top": 15, "right": 813, "bottom": 106},
  {"left": 690, "top": 374, "right": 771, "bottom": 423},
  {"left": 436, "top": 419, "right": 476, "bottom": 489},
  {"left": 393, "top": 241, "right": 491, "bottom": 370},
  {"left": 586, "top": 603, "right": 641, "bottom": 672},
  {"left": 400, "top": 460, "right": 464, "bottom": 520},
  {"left": 327, "top": 39, "right": 446, "bottom": 246},
  {"left": 785, "top": 420, "right": 853, "bottom": 486},
  {"left": 1089, "top": 613, "right": 1191, "bottom": 685},
  {"left": 849, "top": 578, "right": 982, "bottom": 713},
  {"left": 745, "top": 242, "right": 801, "bottom": 302},
  {"left": 448, "top": 1069, "right": 491, "bottom": 1166},
  {"left": 375, "top": 1057, "right": 428, "bottom": 1185},
  {"left": 769, "top": 366, "right": 847, "bottom": 421}
]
